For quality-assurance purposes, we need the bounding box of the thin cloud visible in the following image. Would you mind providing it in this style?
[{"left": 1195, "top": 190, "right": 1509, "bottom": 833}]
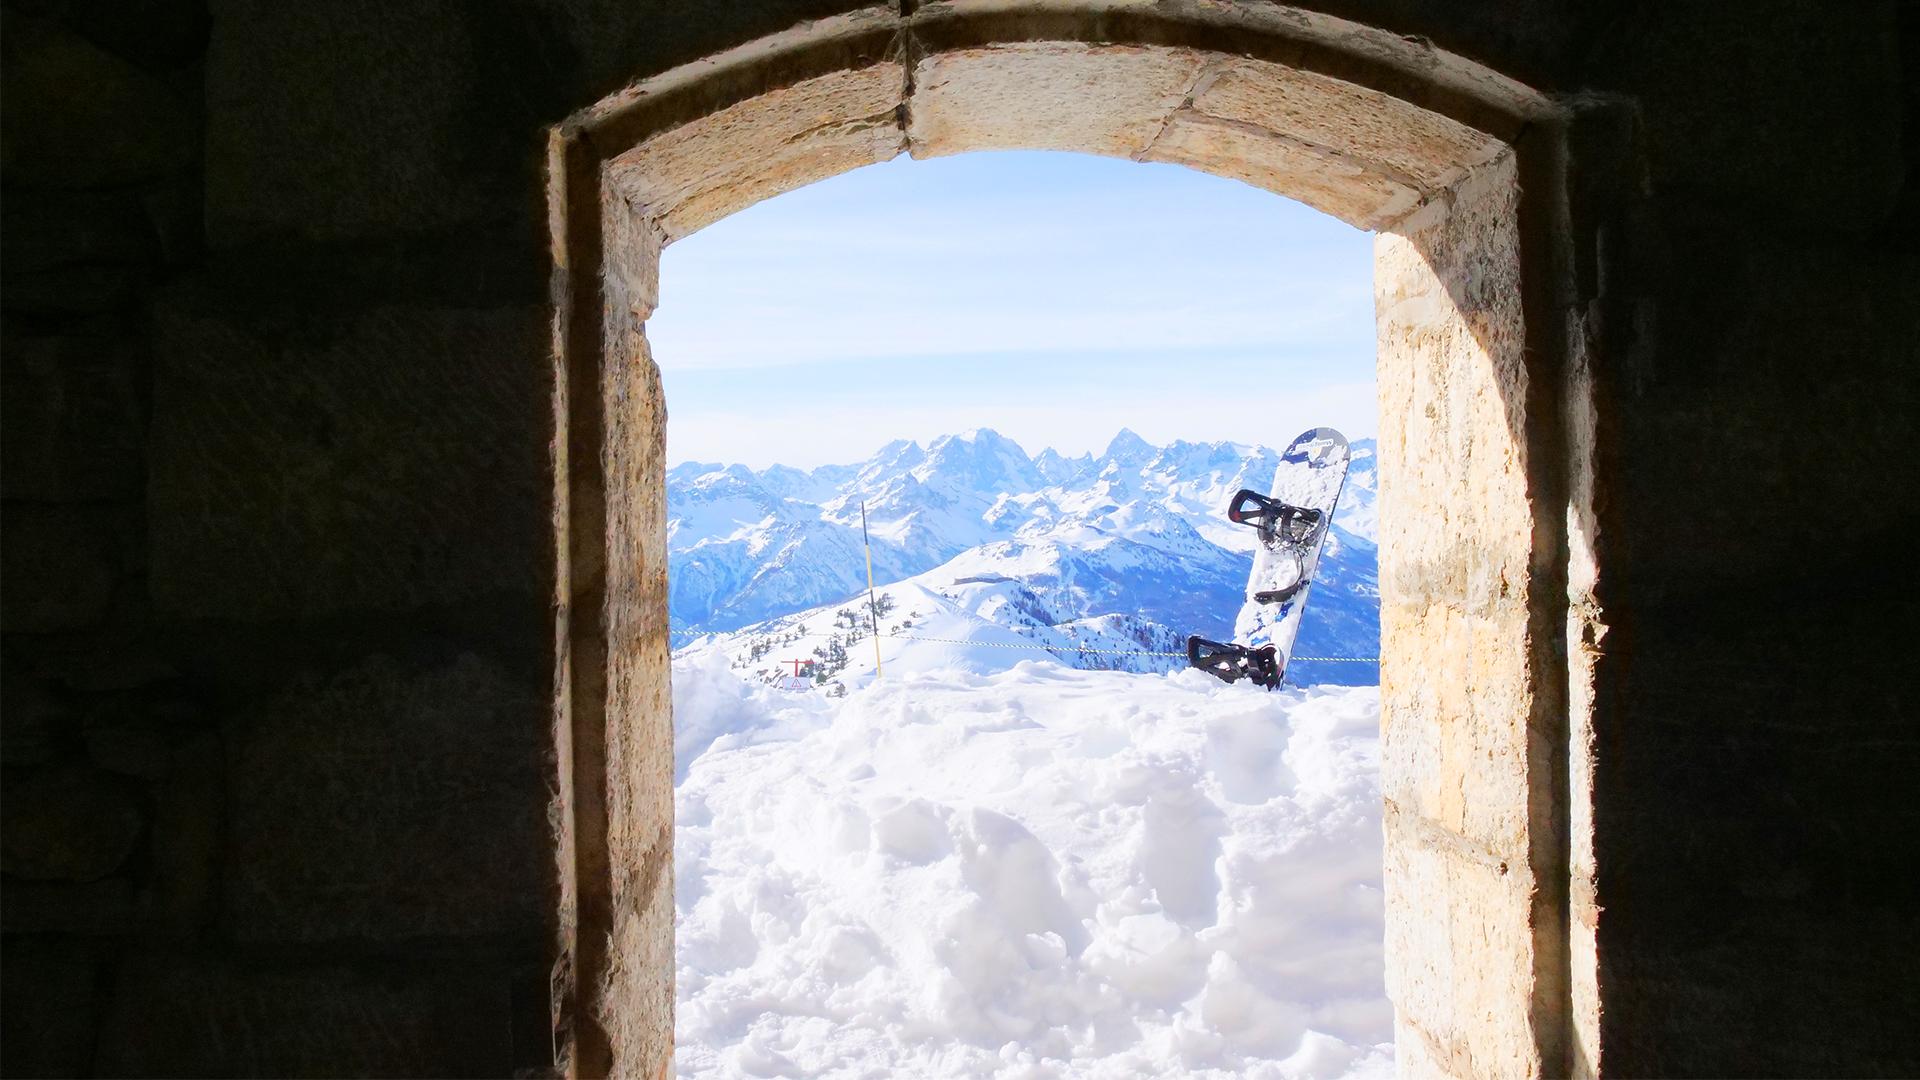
[{"left": 653, "top": 151, "right": 1376, "bottom": 465}]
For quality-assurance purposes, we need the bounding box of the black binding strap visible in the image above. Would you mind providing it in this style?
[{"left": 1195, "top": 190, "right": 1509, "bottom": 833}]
[
  {"left": 1253, "top": 578, "right": 1308, "bottom": 605},
  {"left": 1187, "top": 636, "right": 1282, "bottom": 689},
  {"left": 1225, "top": 489, "right": 1324, "bottom": 548}
]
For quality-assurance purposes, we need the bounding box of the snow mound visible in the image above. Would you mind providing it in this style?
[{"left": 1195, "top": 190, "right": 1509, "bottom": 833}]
[{"left": 675, "top": 659, "right": 1391, "bottom": 1079}]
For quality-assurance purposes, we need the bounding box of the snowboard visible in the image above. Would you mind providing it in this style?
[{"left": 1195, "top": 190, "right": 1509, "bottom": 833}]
[{"left": 1189, "top": 427, "right": 1350, "bottom": 688}]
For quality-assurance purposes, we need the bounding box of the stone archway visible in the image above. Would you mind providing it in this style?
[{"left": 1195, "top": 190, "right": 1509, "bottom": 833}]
[{"left": 547, "top": 8, "right": 1598, "bottom": 1077}]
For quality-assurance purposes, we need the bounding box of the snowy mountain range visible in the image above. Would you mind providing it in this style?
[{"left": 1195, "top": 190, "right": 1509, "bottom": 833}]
[{"left": 668, "top": 428, "right": 1379, "bottom": 684}]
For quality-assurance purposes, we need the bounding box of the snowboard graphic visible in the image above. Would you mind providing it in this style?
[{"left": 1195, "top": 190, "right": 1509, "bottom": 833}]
[{"left": 1188, "top": 427, "right": 1350, "bottom": 688}]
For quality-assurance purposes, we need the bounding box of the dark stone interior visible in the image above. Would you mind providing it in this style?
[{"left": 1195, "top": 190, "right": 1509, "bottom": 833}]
[{"left": 2, "top": 1, "right": 1914, "bottom": 1075}]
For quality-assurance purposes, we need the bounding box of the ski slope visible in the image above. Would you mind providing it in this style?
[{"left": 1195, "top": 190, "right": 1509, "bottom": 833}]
[{"left": 674, "top": 657, "right": 1392, "bottom": 1079}]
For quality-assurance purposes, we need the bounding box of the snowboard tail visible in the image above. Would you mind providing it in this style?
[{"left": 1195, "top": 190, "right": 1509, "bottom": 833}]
[{"left": 1187, "top": 637, "right": 1280, "bottom": 689}]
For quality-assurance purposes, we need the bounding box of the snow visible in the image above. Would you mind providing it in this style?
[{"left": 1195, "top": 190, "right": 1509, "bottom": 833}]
[
  {"left": 674, "top": 656, "right": 1392, "bottom": 1079},
  {"left": 667, "top": 430, "right": 1380, "bottom": 674}
]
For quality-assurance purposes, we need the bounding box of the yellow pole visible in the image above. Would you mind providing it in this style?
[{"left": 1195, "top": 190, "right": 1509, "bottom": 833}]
[{"left": 861, "top": 501, "right": 883, "bottom": 679}]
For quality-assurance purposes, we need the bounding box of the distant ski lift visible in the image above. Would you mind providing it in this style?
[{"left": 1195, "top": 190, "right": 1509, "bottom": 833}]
[{"left": 777, "top": 658, "right": 814, "bottom": 692}]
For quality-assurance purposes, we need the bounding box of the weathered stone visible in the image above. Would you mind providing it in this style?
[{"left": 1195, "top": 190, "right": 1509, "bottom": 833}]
[
  {"left": 1373, "top": 152, "right": 1546, "bottom": 1074},
  {"left": 911, "top": 43, "right": 1202, "bottom": 161},
  {"left": 603, "top": 189, "right": 663, "bottom": 323},
  {"left": 1, "top": 659, "right": 69, "bottom": 766},
  {"left": 607, "top": 62, "right": 904, "bottom": 240},
  {"left": 96, "top": 954, "right": 515, "bottom": 1077},
  {"left": 202, "top": 0, "right": 496, "bottom": 246},
  {"left": 0, "top": 504, "right": 123, "bottom": 632},
  {"left": 1378, "top": 609, "right": 1534, "bottom": 842},
  {"left": 0, "top": 12, "right": 196, "bottom": 188},
  {"left": 596, "top": 331, "right": 675, "bottom": 1071},
  {"left": 1587, "top": 0, "right": 1903, "bottom": 228},
  {"left": 0, "top": 188, "right": 159, "bottom": 273},
  {"left": 1187, "top": 60, "right": 1502, "bottom": 196},
  {"left": 1146, "top": 111, "right": 1420, "bottom": 229},
  {"left": 9, "top": 0, "right": 211, "bottom": 74},
  {"left": 0, "top": 938, "right": 100, "bottom": 1078},
  {"left": 86, "top": 718, "right": 176, "bottom": 778},
  {"left": 6, "top": 629, "right": 182, "bottom": 693},
  {"left": 145, "top": 732, "right": 222, "bottom": 937},
  {"left": 149, "top": 297, "right": 550, "bottom": 621},
  {"left": 225, "top": 652, "right": 548, "bottom": 943},
  {"left": 0, "top": 263, "right": 141, "bottom": 315},
  {"left": 1, "top": 876, "right": 137, "bottom": 935},
  {"left": 2, "top": 763, "right": 146, "bottom": 881},
  {"left": 1, "top": 333, "right": 148, "bottom": 502},
  {"left": 1382, "top": 816, "right": 1539, "bottom": 1078}
]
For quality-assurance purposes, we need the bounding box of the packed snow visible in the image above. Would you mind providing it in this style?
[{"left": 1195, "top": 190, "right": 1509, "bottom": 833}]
[{"left": 673, "top": 656, "right": 1392, "bottom": 1079}]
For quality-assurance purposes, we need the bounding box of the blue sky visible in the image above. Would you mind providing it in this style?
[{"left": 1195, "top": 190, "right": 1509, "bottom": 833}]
[{"left": 649, "top": 151, "right": 1375, "bottom": 468}]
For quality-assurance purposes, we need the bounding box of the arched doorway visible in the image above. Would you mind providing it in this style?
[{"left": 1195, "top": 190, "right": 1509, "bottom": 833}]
[{"left": 547, "top": 8, "right": 1597, "bottom": 1076}]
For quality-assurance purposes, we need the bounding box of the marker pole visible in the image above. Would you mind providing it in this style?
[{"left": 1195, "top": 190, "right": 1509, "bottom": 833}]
[{"left": 861, "top": 501, "right": 883, "bottom": 679}]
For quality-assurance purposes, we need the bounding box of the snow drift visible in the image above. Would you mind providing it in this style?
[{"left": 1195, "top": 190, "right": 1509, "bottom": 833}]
[{"left": 674, "top": 657, "right": 1392, "bottom": 1079}]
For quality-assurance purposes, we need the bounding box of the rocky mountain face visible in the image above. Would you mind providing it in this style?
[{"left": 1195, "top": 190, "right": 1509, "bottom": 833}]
[{"left": 668, "top": 428, "right": 1380, "bottom": 679}]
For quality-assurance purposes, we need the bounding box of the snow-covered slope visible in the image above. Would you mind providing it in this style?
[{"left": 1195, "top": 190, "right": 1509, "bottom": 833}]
[
  {"left": 675, "top": 660, "right": 1392, "bottom": 1079},
  {"left": 669, "top": 429, "right": 1379, "bottom": 683}
]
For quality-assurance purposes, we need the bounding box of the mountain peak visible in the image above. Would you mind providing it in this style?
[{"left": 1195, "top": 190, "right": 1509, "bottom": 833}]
[
  {"left": 872, "top": 438, "right": 922, "bottom": 458},
  {"left": 1103, "top": 427, "right": 1155, "bottom": 461},
  {"left": 941, "top": 427, "right": 1022, "bottom": 451}
]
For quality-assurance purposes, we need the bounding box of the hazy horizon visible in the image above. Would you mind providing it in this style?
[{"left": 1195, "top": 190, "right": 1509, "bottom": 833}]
[
  {"left": 649, "top": 150, "right": 1376, "bottom": 469},
  {"left": 669, "top": 422, "right": 1374, "bottom": 474}
]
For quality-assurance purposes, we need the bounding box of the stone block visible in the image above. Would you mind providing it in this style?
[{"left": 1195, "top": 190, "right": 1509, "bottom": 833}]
[
  {"left": 0, "top": 264, "right": 141, "bottom": 315},
  {"left": 1145, "top": 112, "right": 1419, "bottom": 230},
  {"left": 224, "top": 651, "right": 549, "bottom": 944},
  {"left": 6, "top": 628, "right": 182, "bottom": 694},
  {"left": 607, "top": 61, "right": 905, "bottom": 240},
  {"left": 0, "top": 12, "right": 195, "bottom": 188},
  {"left": 598, "top": 336, "right": 675, "bottom": 1070},
  {"left": 85, "top": 717, "right": 177, "bottom": 779},
  {"left": 1382, "top": 814, "right": 1539, "bottom": 1078},
  {"left": 202, "top": 0, "right": 494, "bottom": 246},
  {"left": 1374, "top": 156, "right": 1530, "bottom": 616},
  {"left": 0, "top": 938, "right": 100, "bottom": 1078},
  {"left": 1, "top": 763, "right": 146, "bottom": 881},
  {"left": 96, "top": 954, "right": 516, "bottom": 1077},
  {"left": 0, "top": 188, "right": 160, "bottom": 273},
  {"left": 1589, "top": 0, "right": 1903, "bottom": 228},
  {"left": 1187, "top": 60, "right": 1501, "bottom": 195},
  {"left": 0, "top": 504, "right": 124, "bottom": 633},
  {"left": 1378, "top": 606, "right": 1534, "bottom": 848},
  {"left": 145, "top": 732, "right": 222, "bottom": 937},
  {"left": 1, "top": 877, "right": 137, "bottom": 935},
  {"left": 603, "top": 190, "right": 663, "bottom": 323},
  {"left": 1, "top": 332, "right": 149, "bottom": 502},
  {"left": 1, "top": 658, "right": 68, "bottom": 766},
  {"left": 910, "top": 43, "right": 1201, "bottom": 161},
  {"left": 149, "top": 297, "right": 551, "bottom": 622},
  {"left": 9, "top": 0, "right": 211, "bottom": 74}
]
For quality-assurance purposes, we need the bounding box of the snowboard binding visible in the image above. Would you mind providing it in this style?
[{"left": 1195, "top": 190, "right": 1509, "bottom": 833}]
[
  {"left": 1187, "top": 636, "right": 1282, "bottom": 689},
  {"left": 1227, "top": 489, "right": 1323, "bottom": 605},
  {"left": 1227, "top": 489, "right": 1325, "bottom": 551}
]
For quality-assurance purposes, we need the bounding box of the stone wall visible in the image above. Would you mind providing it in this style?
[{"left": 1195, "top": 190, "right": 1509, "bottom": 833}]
[
  {"left": 4, "top": 0, "right": 560, "bottom": 1073},
  {"left": 3, "top": 0, "right": 1915, "bottom": 1076},
  {"left": 3, "top": 5, "right": 212, "bottom": 1075},
  {"left": 1373, "top": 152, "right": 1555, "bottom": 1077},
  {"left": 1572, "top": 3, "right": 1919, "bottom": 1073}
]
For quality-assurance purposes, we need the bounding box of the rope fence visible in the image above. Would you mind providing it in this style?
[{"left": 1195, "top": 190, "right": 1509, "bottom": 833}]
[{"left": 667, "top": 628, "right": 1377, "bottom": 664}]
